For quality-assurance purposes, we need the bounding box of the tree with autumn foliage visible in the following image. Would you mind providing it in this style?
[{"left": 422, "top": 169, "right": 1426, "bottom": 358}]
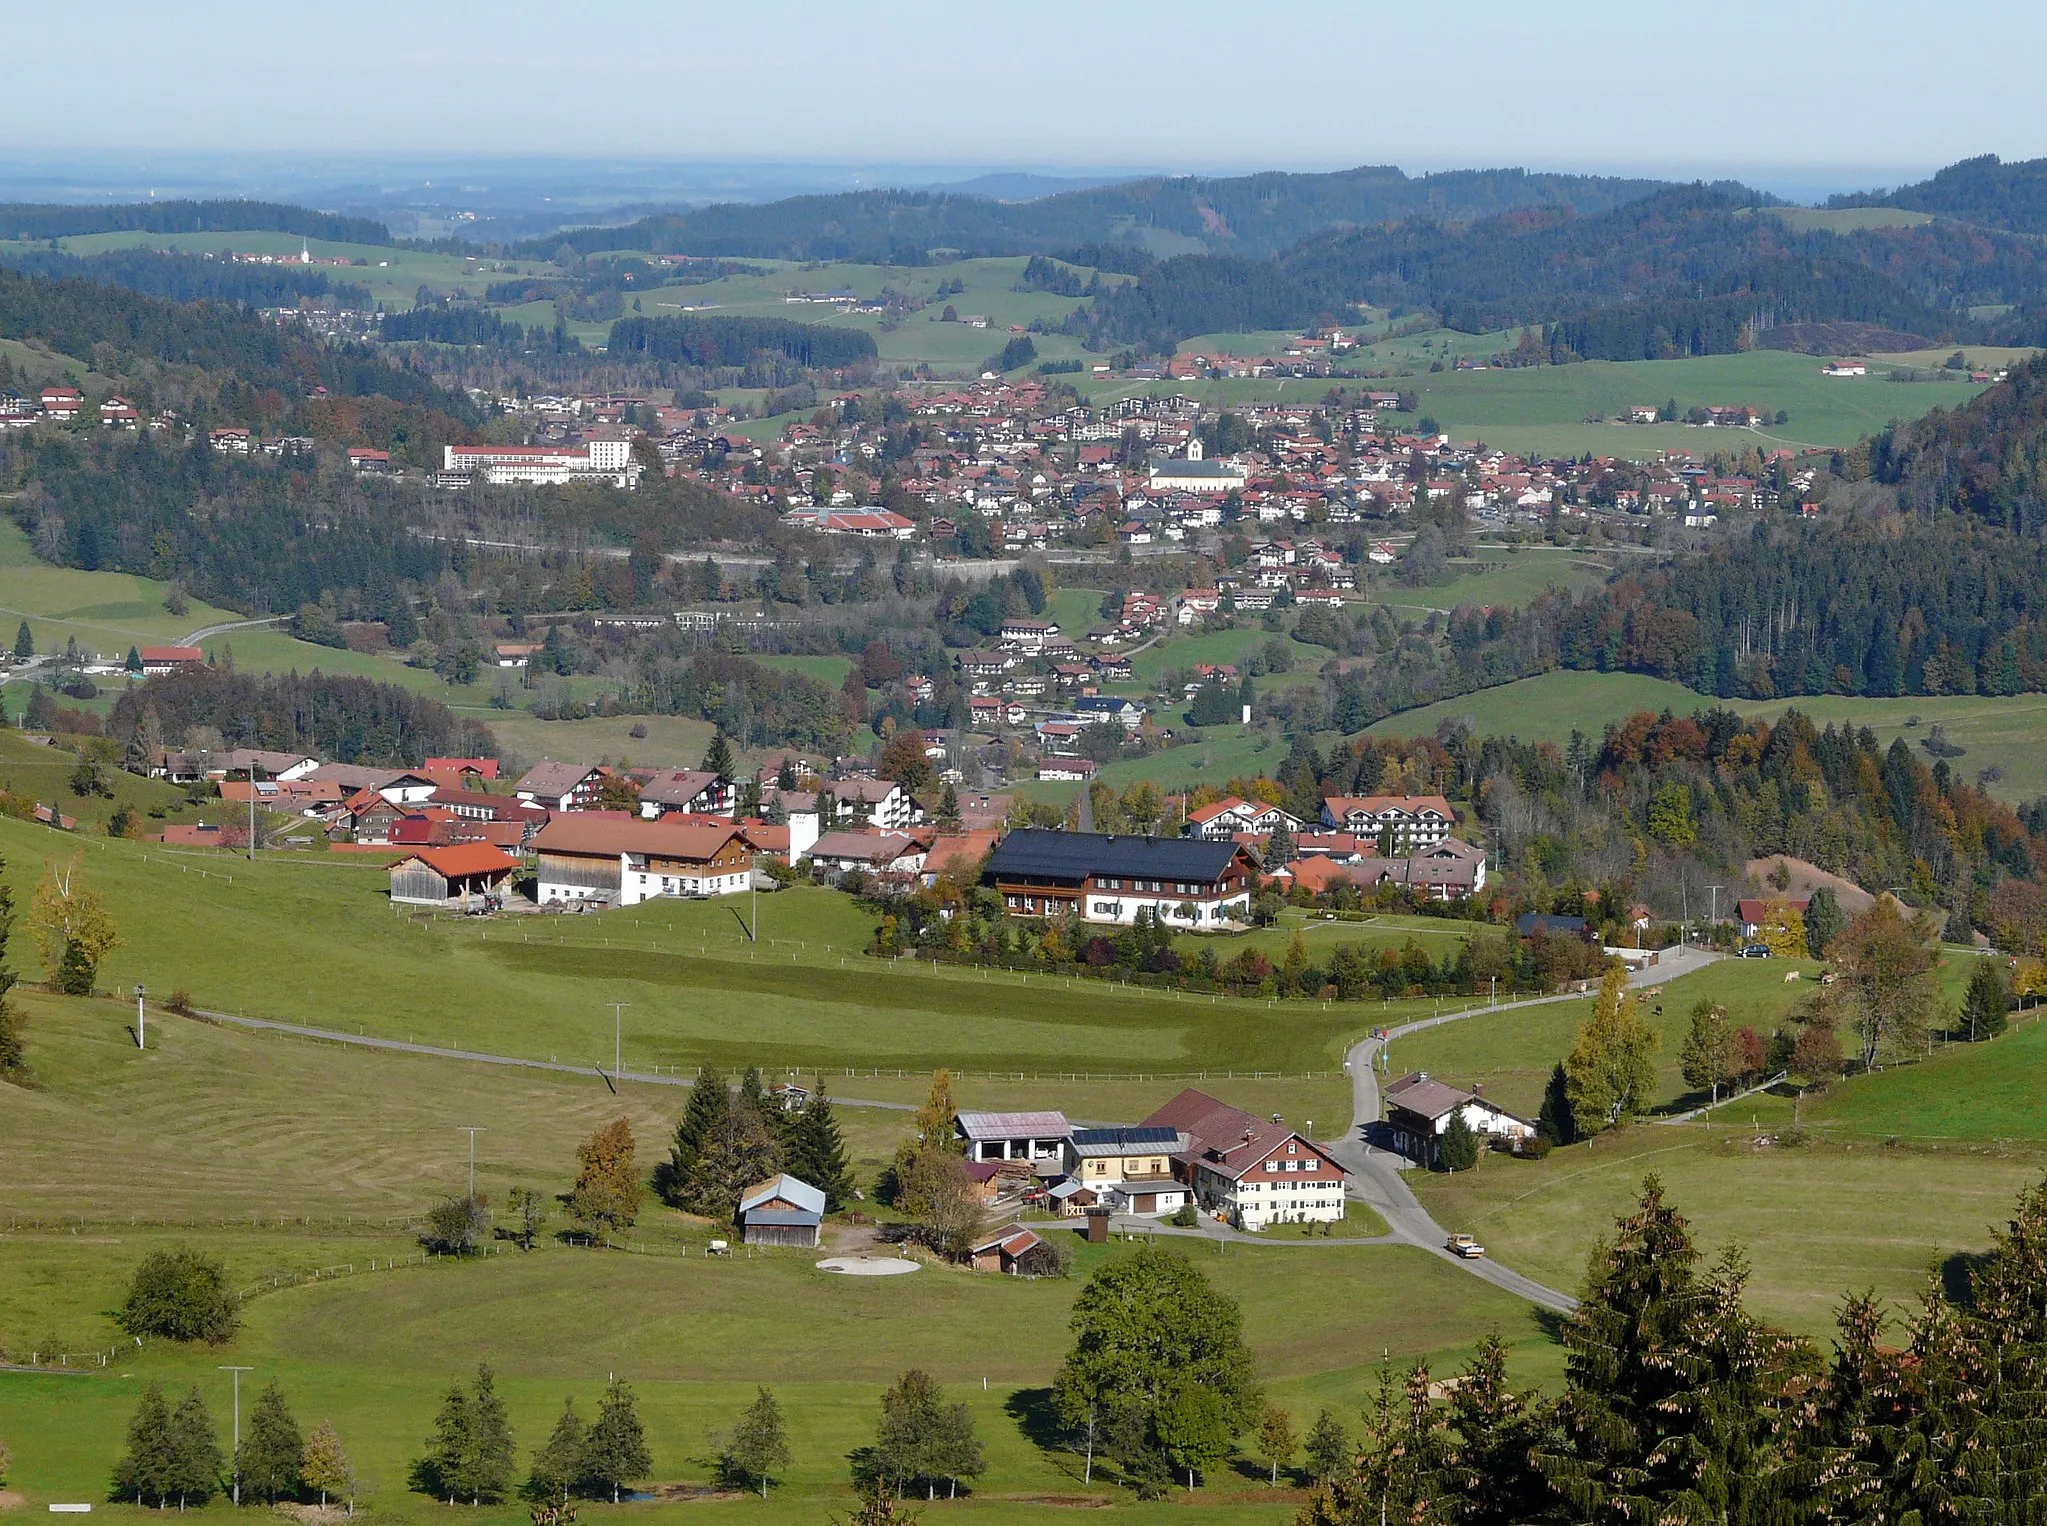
[{"left": 565, "top": 1116, "right": 643, "bottom": 1235}]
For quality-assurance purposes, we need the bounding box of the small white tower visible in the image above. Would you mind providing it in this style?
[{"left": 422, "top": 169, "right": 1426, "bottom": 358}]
[{"left": 1186, "top": 435, "right": 1204, "bottom": 461}]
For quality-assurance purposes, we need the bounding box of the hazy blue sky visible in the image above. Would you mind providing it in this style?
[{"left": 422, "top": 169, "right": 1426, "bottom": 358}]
[{"left": 11, "top": 0, "right": 2043, "bottom": 187}]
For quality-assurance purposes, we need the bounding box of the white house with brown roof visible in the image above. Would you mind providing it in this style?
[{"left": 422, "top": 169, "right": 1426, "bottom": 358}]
[
  {"left": 531, "top": 814, "right": 754, "bottom": 904},
  {"left": 1319, "top": 794, "right": 1456, "bottom": 851},
  {"left": 1382, "top": 1072, "right": 1535, "bottom": 1165},
  {"left": 1143, "top": 1088, "right": 1346, "bottom": 1230}
]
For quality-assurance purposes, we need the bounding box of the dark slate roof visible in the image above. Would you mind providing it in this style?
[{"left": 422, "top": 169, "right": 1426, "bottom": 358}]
[
  {"left": 1516, "top": 912, "right": 1587, "bottom": 936},
  {"left": 983, "top": 829, "right": 1243, "bottom": 884}
]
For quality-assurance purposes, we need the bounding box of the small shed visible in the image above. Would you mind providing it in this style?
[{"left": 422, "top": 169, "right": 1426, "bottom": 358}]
[
  {"left": 739, "top": 1173, "right": 826, "bottom": 1248},
  {"left": 968, "top": 1223, "right": 1063, "bottom": 1276},
  {"left": 388, "top": 843, "right": 521, "bottom": 908}
]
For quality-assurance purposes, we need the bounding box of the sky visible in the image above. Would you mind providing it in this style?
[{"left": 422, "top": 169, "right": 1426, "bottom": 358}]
[{"left": 9, "top": 0, "right": 2046, "bottom": 196}]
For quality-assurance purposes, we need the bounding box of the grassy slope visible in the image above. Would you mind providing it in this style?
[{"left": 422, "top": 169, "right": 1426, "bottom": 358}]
[
  {"left": 0, "top": 996, "right": 1530, "bottom": 1520},
  {"left": 1360, "top": 672, "right": 2047, "bottom": 803},
  {"left": 1079, "top": 350, "right": 1989, "bottom": 458},
  {"left": 1371, "top": 551, "right": 1615, "bottom": 615},
  {"left": 0, "top": 818, "right": 1418, "bottom": 1089}
]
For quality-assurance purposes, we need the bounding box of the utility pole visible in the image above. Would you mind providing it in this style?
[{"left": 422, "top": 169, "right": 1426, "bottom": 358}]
[
  {"left": 246, "top": 760, "right": 261, "bottom": 864},
  {"left": 455, "top": 1126, "right": 485, "bottom": 1200},
  {"left": 608, "top": 1002, "right": 628, "bottom": 1077},
  {"left": 1680, "top": 880, "right": 1689, "bottom": 949},
  {"left": 1707, "top": 885, "right": 1723, "bottom": 945},
  {"left": 134, "top": 983, "right": 145, "bottom": 1050},
  {"left": 219, "top": 1366, "right": 253, "bottom": 1505}
]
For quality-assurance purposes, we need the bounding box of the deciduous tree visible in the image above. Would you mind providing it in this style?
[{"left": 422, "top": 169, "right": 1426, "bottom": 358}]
[
  {"left": 1257, "top": 1404, "right": 1295, "bottom": 1486},
  {"left": 1831, "top": 898, "right": 1939, "bottom": 1069},
  {"left": 117, "top": 1246, "right": 239, "bottom": 1343},
  {"left": 30, "top": 854, "right": 118, "bottom": 989},
  {"left": 722, "top": 1387, "right": 792, "bottom": 1498},
  {"left": 566, "top": 1116, "right": 644, "bottom": 1235},
  {"left": 1564, "top": 966, "right": 1659, "bottom": 1132},
  {"left": 300, "top": 1420, "right": 354, "bottom": 1511}
]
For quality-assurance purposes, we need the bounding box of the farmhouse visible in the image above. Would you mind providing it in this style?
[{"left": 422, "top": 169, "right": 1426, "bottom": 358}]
[
  {"left": 804, "top": 829, "right": 928, "bottom": 876},
  {"left": 1061, "top": 1126, "right": 1189, "bottom": 1217},
  {"left": 981, "top": 829, "right": 1258, "bottom": 926},
  {"left": 305, "top": 764, "right": 438, "bottom": 804},
  {"left": 138, "top": 646, "right": 205, "bottom": 675},
  {"left": 636, "top": 768, "right": 735, "bottom": 819},
  {"left": 514, "top": 761, "right": 607, "bottom": 811},
  {"left": 1144, "top": 1088, "right": 1346, "bottom": 1230},
  {"left": 531, "top": 814, "right": 754, "bottom": 905},
  {"left": 1737, "top": 897, "right": 1809, "bottom": 942},
  {"left": 738, "top": 1173, "right": 825, "bottom": 1248},
  {"left": 386, "top": 843, "right": 521, "bottom": 909},
  {"left": 1382, "top": 1072, "right": 1535, "bottom": 1165}
]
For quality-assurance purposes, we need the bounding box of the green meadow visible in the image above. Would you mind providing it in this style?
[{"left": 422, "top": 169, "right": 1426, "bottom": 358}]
[{"left": 1360, "top": 671, "right": 2047, "bottom": 803}]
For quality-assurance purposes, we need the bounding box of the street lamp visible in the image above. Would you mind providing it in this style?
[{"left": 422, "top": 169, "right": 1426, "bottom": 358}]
[
  {"left": 219, "top": 1366, "right": 253, "bottom": 1505},
  {"left": 455, "top": 1126, "right": 485, "bottom": 1200},
  {"left": 608, "top": 1002, "right": 629, "bottom": 1078}
]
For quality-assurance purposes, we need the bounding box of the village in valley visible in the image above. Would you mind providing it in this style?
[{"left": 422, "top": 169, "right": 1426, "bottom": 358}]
[{"left": 16, "top": 19, "right": 2047, "bottom": 1523}]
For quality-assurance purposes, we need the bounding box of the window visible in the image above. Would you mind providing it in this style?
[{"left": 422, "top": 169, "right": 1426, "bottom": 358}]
[{"left": 1265, "top": 1160, "right": 1279, "bottom": 1173}]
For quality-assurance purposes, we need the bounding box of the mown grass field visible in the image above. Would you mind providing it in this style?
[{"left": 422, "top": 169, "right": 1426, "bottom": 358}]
[
  {"left": 0, "top": 993, "right": 1534, "bottom": 1523},
  {"left": 0, "top": 816, "right": 1419, "bottom": 1090},
  {"left": 1085, "top": 349, "right": 1990, "bottom": 458},
  {"left": 1370, "top": 550, "right": 1616, "bottom": 615},
  {"left": 1360, "top": 671, "right": 2047, "bottom": 802}
]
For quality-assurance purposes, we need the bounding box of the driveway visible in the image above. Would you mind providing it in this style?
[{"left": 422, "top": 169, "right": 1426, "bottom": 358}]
[{"left": 1320, "top": 945, "right": 1721, "bottom": 1314}]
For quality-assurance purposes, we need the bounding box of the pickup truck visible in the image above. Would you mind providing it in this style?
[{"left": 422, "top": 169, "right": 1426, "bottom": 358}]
[{"left": 1446, "top": 1233, "right": 1486, "bottom": 1259}]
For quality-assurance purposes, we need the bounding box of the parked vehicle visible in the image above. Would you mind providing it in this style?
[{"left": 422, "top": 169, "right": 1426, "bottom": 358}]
[
  {"left": 1738, "top": 944, "right": 1772, "bottom": 958},
  {"left": 1446, "top": 1233, "right": 1486, "bottom": 1259}
]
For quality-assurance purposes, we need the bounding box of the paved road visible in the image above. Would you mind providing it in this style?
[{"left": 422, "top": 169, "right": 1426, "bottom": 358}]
[
  {"left": 179, "top": 615, "right": 285, "bottom": 644},
  {"left": 188, "top": 1006, "right": 915, "bottom": 1111},
  {"left": 1321, "top": 945, "right": 1722, "bottom": 1313}
]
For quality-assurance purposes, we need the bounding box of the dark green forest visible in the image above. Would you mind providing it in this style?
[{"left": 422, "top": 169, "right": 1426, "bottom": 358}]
[
  {"left": 606, "top": 315, "right": 878, "bottom": 370},
  {"left": 527, "top": 165, "right": 1680, "bottom": 263},
  {"left": 0, "top": 246, "right": 368, "bottom": 310},
  {"left": 0, "top": 198, "right": 390, "bottom": 245},
  {"left": 108, "top": 668, "right": 493, "bottom": 767}
]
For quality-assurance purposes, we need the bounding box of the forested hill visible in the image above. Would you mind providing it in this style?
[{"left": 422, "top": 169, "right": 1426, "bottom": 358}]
[
  {"left": 0, "top": 198, "right": 390, "bottom": 245},
  {"left": 530, "top": 165, "right": 1680, "bottom": 262},
  {"left": 0, "top": 266, "right": 476, "bottom": 424},
  {"left": 1088, "top": 184, "right": 2047, "bottom": 355},
  {"left": 1875, "top": 351, "right": 2047, "bottom": 528},
  {"left": 0, "top": 246, "right": 369, "bottom": 309},
  {"left": 1835, "top": 154, "right": 2047, "bottom": 235}
]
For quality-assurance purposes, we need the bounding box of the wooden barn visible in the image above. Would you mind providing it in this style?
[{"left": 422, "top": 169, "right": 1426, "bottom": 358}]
[
  {"left": 388, "top": 843, "right": 521, "bottom": 909},
  {"left": 968, "top": 1223, "right": 1063, "bottom": 1276},
  {"left": 738, "top": 1173, "right": 826, "bottom": 1248}
]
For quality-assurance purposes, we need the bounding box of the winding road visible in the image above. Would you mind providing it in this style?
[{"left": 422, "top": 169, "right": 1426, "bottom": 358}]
[
  {"left": 1319, "top": 944, "right": 1721, "bottom": 1313},
  {"left": 188, "top": 945, "right": 1725, "bottom": 1308}
]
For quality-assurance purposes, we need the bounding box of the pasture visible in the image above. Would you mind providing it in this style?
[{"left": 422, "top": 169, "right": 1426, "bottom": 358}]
[
  {"left": 0, "top": 990, "right": 1535, "bottom": 1522},
  {"left": 1360, "top": 671, "right": 2047, "bottom": 802},
  {"left": 1370, "top": 549, "right": 1616, "bottom": 615}
]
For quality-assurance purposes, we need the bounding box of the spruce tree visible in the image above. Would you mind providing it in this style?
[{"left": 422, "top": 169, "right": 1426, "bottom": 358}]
[
  {"left": 702, "top": 729, "right": 735, "bottom": 778},
  {"left": 790, "top": 1088, "right": 855, "bottom": 1211},
  {"left": 528, "top": 1400, "right": 586, "bottom": 1505},
  {"left": 1964, "top": 958, "right": 2010, "bottom": 1041},
  {"left": 1302, "top": 1409, "right": 1351, "bottom": 1484},
  {"left": 580, "top": 1378, "right": 652, "bottom": 1504},
  {"left": 164, "top": 1385, "right": 224, "bottom": 1509},
  {"left": 1537, "top": 1062, "right": 1576, "bottom": 1145},
  {"left": 418, "top": 1381, "right": 470, "bottom": 1504},
  {"left": 12, "top": 620, "right": 30, "bottom": 660},
  {"left": 110, "top": 1381, "right": 176, "bottom": 1507},
  {"left": 239, "top": 1380, "right": 304, "bottom": 1503},
  {"left": 658, "top": 1069, "right": 728, "bottom": 1204},
  {"left": 465, "top": 1364, "right": 515, "bottom": 1505},
  {"left": 1438, "top": 1107, "right": 1479, "bottom": 1171}
]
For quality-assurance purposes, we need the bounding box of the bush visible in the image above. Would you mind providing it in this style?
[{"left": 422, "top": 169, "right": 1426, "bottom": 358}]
[
  {"left": 1170, "top": 1202, "right": 1198, "bottom": 1228},
  {"left": 421, "top": 1194, "right": 490, "bottom": 1256},
  {"left": 117, "top": 1247, "right": 239, "bottom": 1343},
  {"left": 1516, "top": 1136, "right": 1553, "bottom": 1161}
]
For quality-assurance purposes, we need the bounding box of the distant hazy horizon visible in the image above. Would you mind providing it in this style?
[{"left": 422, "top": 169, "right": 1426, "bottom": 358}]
[{"left": 7, "top": 0, "right": 2043, "bottom": 203}]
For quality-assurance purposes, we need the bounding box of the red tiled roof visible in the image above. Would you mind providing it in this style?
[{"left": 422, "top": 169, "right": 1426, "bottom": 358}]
[{"left": 393, "top": 843, "right": 520, "bottom": 878}]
